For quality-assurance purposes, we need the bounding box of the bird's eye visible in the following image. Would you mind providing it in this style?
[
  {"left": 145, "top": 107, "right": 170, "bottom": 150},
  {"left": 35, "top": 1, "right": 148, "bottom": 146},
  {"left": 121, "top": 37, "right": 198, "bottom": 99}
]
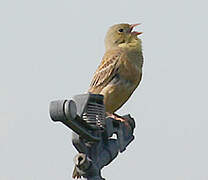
[{"left": 118, "top": 29, "right": 124, "bottom": 32}]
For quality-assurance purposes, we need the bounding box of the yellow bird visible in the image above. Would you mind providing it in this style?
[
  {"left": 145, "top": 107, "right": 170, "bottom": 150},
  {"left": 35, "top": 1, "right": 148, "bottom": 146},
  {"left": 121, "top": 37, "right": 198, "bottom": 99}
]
[{"left": 88, "top": 23, "right": 143, "bottom": 122}]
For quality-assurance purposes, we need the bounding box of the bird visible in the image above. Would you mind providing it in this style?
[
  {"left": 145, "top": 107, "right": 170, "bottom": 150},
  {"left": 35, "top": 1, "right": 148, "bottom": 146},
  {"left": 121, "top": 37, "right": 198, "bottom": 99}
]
[{"left": 88, "top": 23, "right": 143, "bottom": 122}]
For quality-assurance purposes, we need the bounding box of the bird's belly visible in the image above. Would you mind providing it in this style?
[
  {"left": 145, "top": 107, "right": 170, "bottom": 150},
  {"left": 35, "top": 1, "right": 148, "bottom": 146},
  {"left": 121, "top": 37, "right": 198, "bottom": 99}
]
[{"left": 100, "top": 77, "right": 139, "bottom": 113}]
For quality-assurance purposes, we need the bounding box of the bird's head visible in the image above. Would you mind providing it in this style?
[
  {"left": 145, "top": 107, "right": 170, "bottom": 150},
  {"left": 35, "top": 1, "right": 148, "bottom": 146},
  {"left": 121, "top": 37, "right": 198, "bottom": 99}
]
[{"left": 105, "top": 23, "right": 142, "bottom": 50}]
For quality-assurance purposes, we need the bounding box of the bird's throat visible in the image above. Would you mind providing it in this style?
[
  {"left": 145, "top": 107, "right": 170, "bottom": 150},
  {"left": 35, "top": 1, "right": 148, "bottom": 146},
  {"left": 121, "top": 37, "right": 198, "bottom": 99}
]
[{"left": 118, "top": 40, "right": 142, "bottom": 51}]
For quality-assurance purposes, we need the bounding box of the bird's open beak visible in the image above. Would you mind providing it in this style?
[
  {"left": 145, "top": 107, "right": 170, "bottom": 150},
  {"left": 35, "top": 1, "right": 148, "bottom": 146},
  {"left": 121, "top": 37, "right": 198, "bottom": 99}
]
[{"left": 130, "top": 23, "right": 143, "bottom": 36}]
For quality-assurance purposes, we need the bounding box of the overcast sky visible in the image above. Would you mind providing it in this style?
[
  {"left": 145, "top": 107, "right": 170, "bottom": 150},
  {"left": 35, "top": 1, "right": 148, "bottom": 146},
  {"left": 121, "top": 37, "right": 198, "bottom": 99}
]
[{"left": 0, "top": 0, "right": 208, "bottom": 179}]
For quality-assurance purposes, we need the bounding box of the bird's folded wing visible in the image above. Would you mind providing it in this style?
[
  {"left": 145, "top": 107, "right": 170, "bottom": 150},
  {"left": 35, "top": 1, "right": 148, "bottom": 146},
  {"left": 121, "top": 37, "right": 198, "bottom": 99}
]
[{"left": 89, "top": 49, "right": 123, "bottom": 89}]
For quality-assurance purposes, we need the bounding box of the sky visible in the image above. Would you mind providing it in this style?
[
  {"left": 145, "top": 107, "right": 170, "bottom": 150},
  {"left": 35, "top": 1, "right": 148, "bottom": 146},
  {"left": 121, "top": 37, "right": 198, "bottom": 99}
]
[{"left": 0, "top": 0, "right": 208, "bottom": 179}]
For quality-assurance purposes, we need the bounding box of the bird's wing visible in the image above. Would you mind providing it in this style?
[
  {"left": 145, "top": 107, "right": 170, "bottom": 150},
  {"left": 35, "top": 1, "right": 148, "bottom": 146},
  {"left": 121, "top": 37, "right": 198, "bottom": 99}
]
[{"left": 89, "top": 49, "right": 123, "bottom": 90}]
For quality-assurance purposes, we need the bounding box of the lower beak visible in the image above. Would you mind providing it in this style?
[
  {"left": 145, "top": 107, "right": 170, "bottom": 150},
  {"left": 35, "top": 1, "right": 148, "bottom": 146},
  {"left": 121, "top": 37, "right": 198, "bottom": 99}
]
[{"left": 132, "top": 31, "right": 143, "bottom": 35}]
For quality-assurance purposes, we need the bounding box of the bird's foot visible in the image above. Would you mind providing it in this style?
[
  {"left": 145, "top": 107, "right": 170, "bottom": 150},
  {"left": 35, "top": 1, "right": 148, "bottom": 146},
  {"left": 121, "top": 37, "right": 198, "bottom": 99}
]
[
  {"left": 106, "top": 113, "right": 124, "bottom": 122},
  {"left": 106, "top": 113, "right": 130, "bottom": 127}
]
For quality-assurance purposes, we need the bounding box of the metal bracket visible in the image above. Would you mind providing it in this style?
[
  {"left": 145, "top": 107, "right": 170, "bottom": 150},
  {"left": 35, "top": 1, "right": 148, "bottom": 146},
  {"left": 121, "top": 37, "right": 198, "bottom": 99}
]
[{"left": 49, "top": 93, "right": 135, "bottom": 180}]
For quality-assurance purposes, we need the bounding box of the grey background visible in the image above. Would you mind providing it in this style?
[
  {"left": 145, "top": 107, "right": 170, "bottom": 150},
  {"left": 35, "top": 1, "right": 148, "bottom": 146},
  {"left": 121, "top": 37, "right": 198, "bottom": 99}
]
[{"left": 0, "top": 0, "right": 207, "bottom": 179}]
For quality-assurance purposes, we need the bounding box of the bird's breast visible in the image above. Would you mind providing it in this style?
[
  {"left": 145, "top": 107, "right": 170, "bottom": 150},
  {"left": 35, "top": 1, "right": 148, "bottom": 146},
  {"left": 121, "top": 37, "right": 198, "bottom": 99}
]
[{"left": 121, "top": 54, "right": 142, "bottom": 83}]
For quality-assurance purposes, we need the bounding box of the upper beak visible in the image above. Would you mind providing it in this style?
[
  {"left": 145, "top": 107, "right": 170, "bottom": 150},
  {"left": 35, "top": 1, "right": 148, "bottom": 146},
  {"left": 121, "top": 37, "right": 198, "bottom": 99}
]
[{"left": 130, "top": 23, "right": 143, "bottom": 35}]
